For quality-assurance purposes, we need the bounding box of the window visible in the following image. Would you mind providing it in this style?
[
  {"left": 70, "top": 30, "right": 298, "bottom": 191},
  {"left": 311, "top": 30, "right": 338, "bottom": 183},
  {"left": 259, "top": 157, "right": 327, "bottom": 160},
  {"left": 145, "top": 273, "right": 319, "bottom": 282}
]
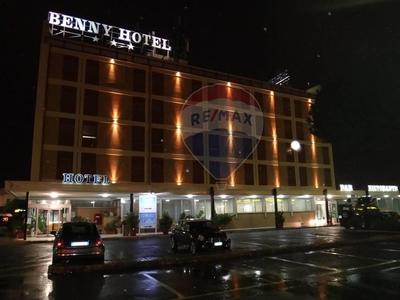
[
  {"left": 133, "top": 69, "right": 146, "bottom": 92},
  {"left": 151, "top": 158, "right": 164, "bottom": 182},
  {"left": 132, "top": 97, "right": 145, "bottom": 122},
  {"left": 83, "top": 90, "right": 99, "bottom": 116},
  {"left": 257, "top": 140, "right": 266, "bottom": 160},
  {"left": 265, "top": 197, "right": 290, "bottom": 212},
  {"left": 63, "top": 55, "right": 78, "bottom": 81},
  {"left": 58, "top": 118, "right": 75, "bottom": 146},
  {"left": 132, "top": 126, "right": 145, "bottom": 151},
  {"left": 131, "top": 156, "right": 144, "bottom": 182},
  {"left": 82, "top": 121, "right": 97, "bottom": 148},
  {"left": 299, "top": 167, "right": 308, "bottom": 186},
  {"left": 244, "top": 164, "right": 254, "bottom": 185},
  {"left": 193, "top": 160, "right": 204, "bottom": 184},
  {"left": 295, "top": 122, "right": 305, "bottom": 141},
  {"left": 292, "top": 198, "right": 314, "bottom": 211},
  {"left": 151, "top": 128, "right": 164, "bottom": 152},
  {"left": 393, "top": 198, "right": 400, "bottom": 211},
  {"left": 282, "top": 97, "right": 291, "bottom": 116},
  {"left": 284, "top": 120, "right": 293, "bottom": 139},
  {"left": 294, "top": 100, "right": 303, "bottom": 118},
  {"left": 324, "top": 168, "right": 332, "bottom": 186},
  {"left": 237, "top": 198, "right": 262, "bottom": 213},
  {"left": 60, "top": 86, "right": 76, "bottom": 113},
  {"left": 258, "top": 164, "right": 267, "bottom": 185},
  {"left": 322, "top": 147, "right": 330, "bottom": 164},
  {"left": 81, "top": 153, "right": 96, "bottom": 174},
  {"left": 287, "top": 166, "right": 296, "bottom": 186},
  {"left": 152, "top": 100, "right": 164, "bottom": 124},
  {"left": 56, "top": 151, "right": 73, "bottom": 179},
  {"left": 85, "top": 59, "right": 99, "bottom": 84},
  {"left": 298, "top": 145, "right": 306, "bottom": 163},
  {"left": 152, "top": 72, "right": 164, "bottom": 95},
  {"left": 215, "top": 198, "right": 233, "bottom": 214}
]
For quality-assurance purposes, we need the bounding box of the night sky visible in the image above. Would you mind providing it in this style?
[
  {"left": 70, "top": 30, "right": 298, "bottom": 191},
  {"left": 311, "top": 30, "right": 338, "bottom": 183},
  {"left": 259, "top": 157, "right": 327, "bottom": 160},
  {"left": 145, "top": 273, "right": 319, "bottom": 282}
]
[{"left": 2, "top": 0, "right": 400, "bottom": 189}]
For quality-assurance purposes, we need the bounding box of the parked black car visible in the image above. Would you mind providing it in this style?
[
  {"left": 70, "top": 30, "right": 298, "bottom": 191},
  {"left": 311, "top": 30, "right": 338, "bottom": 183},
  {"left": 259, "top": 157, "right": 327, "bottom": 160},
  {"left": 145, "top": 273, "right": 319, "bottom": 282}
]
[
  {"left": 50, "top": 222, "right": 105, "bottom": 264},
  {"left": 171, "top": 219, "right": 231, "bottom": 254}
]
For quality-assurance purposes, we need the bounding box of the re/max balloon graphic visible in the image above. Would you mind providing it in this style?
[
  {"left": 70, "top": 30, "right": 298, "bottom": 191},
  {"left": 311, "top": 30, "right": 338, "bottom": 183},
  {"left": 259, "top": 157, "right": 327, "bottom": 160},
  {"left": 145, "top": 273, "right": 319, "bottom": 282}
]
[{"left": 180, "top": 84, "right": 264, "bottom": 181}]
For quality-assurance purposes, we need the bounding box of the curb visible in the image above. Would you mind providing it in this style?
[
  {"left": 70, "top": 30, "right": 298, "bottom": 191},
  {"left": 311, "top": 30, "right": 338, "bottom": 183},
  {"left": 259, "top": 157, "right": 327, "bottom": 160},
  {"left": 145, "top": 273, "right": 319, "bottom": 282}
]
[{"left": 48, "top": 233, "right": 400, "bottom": 276}]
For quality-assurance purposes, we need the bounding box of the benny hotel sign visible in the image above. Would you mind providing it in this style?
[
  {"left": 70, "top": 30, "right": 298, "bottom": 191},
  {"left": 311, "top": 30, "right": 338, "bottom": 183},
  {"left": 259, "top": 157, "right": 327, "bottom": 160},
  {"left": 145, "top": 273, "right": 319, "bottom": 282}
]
[{"left": 48, "top": 11, "right": 172, "bottom": 53}]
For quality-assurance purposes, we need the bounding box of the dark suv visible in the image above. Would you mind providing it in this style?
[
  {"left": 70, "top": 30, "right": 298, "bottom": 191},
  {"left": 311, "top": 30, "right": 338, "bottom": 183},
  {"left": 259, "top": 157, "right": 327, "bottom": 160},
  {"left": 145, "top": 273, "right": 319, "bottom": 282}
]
[{"left": 171, "top": 219, "right": 231, "bottom": 254}]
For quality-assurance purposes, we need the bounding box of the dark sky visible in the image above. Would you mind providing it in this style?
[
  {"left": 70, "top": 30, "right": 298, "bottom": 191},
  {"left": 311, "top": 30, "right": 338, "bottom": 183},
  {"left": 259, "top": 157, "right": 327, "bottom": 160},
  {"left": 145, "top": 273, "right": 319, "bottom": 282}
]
[{"left": 2, "top": 0, "right": 399, "bottom": 189}]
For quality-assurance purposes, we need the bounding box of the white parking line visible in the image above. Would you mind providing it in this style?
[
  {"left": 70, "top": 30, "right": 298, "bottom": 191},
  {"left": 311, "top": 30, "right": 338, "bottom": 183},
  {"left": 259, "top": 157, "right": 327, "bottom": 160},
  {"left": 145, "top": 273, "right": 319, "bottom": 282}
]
[
  {"left": 143, "top": 273, "right": 185, "bottom": 298},
  {"left": 317, "top": 250, "right": 390, "bottom": 262},
  {"left": 266, "top": 257, "right": 339, "bottom": 271}
]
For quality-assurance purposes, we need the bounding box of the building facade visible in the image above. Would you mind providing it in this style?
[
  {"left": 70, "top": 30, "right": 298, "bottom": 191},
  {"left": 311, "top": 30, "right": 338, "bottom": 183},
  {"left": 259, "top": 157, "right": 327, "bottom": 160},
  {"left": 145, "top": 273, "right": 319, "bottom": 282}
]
[{"left": 5, "top": 12, "right": 351, "bottom": 235}]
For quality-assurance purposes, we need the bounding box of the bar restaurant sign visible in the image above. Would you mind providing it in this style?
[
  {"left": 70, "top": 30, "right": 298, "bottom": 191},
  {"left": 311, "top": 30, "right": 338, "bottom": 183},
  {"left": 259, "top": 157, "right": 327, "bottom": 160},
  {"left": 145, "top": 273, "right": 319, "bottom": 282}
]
[{"left": 48, "top": 11, "right": 172, "bottom": 53}]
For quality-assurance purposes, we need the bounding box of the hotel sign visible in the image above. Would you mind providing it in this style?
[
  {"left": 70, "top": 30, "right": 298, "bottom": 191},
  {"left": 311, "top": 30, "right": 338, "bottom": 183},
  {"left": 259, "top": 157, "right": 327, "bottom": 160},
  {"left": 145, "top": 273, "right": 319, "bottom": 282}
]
[
  {"left": 48, "top": 11, "right": 172, "bottom": 53},
  {"left": 62, "top": 173, "right": 110, "bottom": 185},
  {"left": 368, "top": 185, "right": 398, "bottom": 192}
]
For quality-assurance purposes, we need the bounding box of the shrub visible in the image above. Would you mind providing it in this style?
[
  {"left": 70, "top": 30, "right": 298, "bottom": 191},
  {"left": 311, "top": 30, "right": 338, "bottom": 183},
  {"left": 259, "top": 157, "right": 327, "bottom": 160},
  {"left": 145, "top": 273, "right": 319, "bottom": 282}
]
[{"left": 212, "top": 213, "right": 232, "bottom": 227}]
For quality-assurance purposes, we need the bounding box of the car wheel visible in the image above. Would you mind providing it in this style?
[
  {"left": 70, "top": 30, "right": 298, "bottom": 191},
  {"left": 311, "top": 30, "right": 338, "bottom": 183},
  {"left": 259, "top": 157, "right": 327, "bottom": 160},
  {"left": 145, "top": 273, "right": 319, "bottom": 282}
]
[
  {"left": 190, "top": 241, "right": 197, "bottom": 254},
  {"left": 171, "top": 236, "right": 178, "bottom": 250}
]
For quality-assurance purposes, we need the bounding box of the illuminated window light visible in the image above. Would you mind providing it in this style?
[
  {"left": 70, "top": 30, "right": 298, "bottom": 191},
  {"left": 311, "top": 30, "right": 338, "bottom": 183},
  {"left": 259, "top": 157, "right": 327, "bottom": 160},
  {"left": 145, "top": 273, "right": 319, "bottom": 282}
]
[
  {"left": 187, "top": 194, "right": 194, "bottom": 198},
  {"left": 220, "top": 195, "right": 227, "bottom": 199},
  {"left": 50, "top": 192, "right": 59, "bottom": 198},
  {"left": 176, "top": 72, "right": 181, "bottom": 77},
  {"left": 101, "top": 193, "right": 109, "bottom": 198},
  {"left": 384, "top": 195, "right": 389, "bottom": 198},
  {"left": 327, "top": 194, "right": 333, "bottom": 199},
  {"left": 165, "top": 199, "right": 170, "bottom": 202},
  {"left": 270, "top": 91, "right": 274, "bottom": 96},
  {"left": 110, "top": 59, "right": 115, "bottom": 64},
  {"left": 227, "top": 82, "right": 231, "bottom": 87}
]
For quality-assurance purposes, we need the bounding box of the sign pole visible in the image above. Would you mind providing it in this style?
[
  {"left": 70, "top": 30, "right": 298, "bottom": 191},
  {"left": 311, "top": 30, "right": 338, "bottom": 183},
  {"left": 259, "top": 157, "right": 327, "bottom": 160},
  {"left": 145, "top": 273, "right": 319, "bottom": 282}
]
[{"left": 210, "top": 187, "right": 216, "bottom": 220}]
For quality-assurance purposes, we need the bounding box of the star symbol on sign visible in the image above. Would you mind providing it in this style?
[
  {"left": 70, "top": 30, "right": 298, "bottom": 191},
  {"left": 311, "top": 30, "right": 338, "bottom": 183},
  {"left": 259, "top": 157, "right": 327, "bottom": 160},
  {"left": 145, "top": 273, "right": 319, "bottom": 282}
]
[
  {"left": 128, "top": 44, "right": 134, "bottom": 50},
  {"left": 111, "top": 40, "right": 117, "bottom": 46},
  {"left": 93, "top": 36, "right": 99, "bottom": 42}
]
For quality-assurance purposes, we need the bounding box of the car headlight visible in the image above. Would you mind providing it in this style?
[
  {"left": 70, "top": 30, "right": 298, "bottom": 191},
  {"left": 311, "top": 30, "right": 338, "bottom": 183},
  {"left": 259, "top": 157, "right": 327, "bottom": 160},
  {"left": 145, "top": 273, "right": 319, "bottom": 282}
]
[{"left": 198, "top": 235, "right": 205, "bottom": 242}]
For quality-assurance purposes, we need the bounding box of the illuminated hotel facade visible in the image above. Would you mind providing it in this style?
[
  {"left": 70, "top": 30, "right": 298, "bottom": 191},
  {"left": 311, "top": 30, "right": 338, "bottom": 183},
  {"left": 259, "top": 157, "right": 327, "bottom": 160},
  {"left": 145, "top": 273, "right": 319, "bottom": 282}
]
[{"left": 5, "top": 12, "right": 375, "bottom": 235}]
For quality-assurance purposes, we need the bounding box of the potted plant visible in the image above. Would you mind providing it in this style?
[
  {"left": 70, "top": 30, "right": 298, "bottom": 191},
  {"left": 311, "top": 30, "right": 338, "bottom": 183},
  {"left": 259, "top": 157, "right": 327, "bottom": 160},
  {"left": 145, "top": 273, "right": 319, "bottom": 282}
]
[
  {"left": 276, "top": 211, "right": 285, "bottom": 229},
  {"left": 159, "top": 211, "right": 173, "bottom": 234},
  {"left": 104, "top": 219, "right": 117, "bottom": 234},
  {"left": 125, "top": 210, "right": 139, "bottom": 236}
]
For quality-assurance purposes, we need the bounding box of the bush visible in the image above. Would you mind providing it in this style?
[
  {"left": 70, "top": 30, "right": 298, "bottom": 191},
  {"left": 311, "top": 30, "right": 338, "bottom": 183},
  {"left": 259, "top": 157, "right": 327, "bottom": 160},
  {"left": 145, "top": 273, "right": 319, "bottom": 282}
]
[
  {"left": 159, "top": 211, "right": 173, "bottom": 229},
  {"left": 72, "top": 215, "right": 86, "bottom": 222},
  {"left": 212, "top": 213, "right": 232, "bottom": 227}
]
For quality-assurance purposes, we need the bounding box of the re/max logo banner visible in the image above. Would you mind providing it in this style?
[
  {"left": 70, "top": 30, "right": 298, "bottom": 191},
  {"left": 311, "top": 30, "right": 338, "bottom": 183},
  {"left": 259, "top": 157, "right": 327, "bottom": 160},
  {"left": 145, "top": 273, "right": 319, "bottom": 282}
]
[{"left": 191, "top": 109, "right": 252, "bottom": 126}]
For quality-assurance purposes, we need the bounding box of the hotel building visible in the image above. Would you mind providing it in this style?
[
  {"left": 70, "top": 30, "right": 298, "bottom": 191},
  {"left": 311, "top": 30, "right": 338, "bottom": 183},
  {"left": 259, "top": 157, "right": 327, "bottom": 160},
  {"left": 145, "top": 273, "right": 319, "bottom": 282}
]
[{"left": 6, "top": 11, "right": 384, "bottom": 236}]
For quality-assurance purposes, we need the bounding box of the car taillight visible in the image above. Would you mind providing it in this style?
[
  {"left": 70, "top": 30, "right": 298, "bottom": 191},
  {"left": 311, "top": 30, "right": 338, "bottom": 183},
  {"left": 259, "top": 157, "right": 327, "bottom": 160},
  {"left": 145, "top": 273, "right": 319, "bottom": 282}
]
[
  {"left": 95, "top": 238, "right": 103, "bottom": 246},
  {"left": 57, "top": 239, "right": 64, "bottom": 248}
]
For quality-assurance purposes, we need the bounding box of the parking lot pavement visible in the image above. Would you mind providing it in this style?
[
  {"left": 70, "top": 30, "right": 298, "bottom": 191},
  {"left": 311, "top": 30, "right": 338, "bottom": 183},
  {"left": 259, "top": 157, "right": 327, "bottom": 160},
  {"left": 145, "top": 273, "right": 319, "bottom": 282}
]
[{"left": 45, "top": 225, "right": 400, "bottom": 275}]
